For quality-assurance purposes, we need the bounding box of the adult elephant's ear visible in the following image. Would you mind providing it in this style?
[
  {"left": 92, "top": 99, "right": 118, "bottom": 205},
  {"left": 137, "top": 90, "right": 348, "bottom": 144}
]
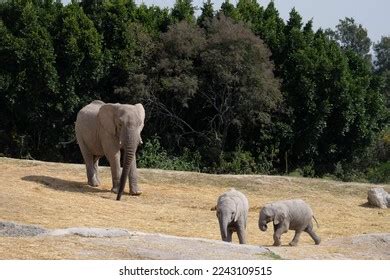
[
  {"left": 135, "top": 103, "right": 145, "bottom": 123},
  {"left": 98, "top": 104, "right": 120, "bottom": 137}
]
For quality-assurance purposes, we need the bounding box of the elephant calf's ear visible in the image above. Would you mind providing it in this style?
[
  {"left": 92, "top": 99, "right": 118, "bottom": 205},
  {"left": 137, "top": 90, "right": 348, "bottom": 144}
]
[
  {"left": 274, "top": 212, "right": 285, "bottom": 225},
  {"left": 233, "top": 202, "right": 242, "bottom": 222}
]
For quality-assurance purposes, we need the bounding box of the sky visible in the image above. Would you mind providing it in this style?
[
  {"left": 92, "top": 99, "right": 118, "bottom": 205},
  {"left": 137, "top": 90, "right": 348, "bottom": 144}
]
[{"left": 62, "top": 0, "right": 390, "bottom": 43}]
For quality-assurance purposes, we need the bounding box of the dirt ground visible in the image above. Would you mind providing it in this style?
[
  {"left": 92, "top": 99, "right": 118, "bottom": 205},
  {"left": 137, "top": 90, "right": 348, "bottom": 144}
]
[{"left": 0, "top": 157, "right": 389, "bottom": 259}]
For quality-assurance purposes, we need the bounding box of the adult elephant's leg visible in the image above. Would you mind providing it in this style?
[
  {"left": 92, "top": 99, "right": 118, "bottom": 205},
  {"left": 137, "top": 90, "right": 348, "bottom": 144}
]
[
  {"left": 107, "top": 151, "right": 121, "bottom": 193},
  {"left": 128, "top": 154, "right": 142, "bottom": 195},
  {"left": 79, "top": 140, "right": 99, "bottom": 187},
  {"left": 92, "top": 156, "right": 101, "bottom": 186},
  {"left": 289, "top": 230, "right": 302, "bottom": 246}
]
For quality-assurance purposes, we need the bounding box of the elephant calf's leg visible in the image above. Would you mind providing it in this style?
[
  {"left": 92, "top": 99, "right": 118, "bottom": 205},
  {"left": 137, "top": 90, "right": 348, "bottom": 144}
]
[
  {"left": 237, "top": 227, "right": 246, "bottom": 244},
  {"left": 289, "top": 230, "right": 302, "bottom": 246},
  {"left": 273, "top": 232, "right": 282, "bottom": 246},
  {"left": 226, "top": 228, "right": 233, "bottom": 243},
  {"left": 273, "top": 224, "right": 288, "bottom": 246},
  {"left": 305, "top": 225, "right": 321, "bottom": 245}
]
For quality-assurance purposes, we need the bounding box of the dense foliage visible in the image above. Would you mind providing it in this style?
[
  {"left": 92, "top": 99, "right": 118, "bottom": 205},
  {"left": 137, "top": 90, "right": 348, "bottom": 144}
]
[{"left": 0, "top": 0, "right": 388, "bottom": 182}]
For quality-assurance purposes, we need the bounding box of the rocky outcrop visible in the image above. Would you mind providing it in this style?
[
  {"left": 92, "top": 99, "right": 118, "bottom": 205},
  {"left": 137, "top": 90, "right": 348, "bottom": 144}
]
[
  {"left": 0, "top": 221, "right": 271, "bottom": 259},
  {"left": 0, "top": 221, "right": 47, "bottom": 237},
  {"left": 367, "top": 187, "right": 390, "bottom": 208}
]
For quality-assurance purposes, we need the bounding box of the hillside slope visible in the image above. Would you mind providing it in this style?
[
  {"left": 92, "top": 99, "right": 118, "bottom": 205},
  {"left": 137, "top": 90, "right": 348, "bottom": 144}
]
[{"left": 0, "top": 157, "right": 389, "bottom": 259}]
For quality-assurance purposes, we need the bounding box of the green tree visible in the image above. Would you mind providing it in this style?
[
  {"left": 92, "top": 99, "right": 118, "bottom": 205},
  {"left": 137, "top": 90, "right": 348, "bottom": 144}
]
[
  {"left": 52, "top": 2, "right": 103, "bottom": 112},
  {"left": 197, "top": 0, "right": 214, "bottom": 29},
  {"left": 280, "top": 10, "right": 318, "bottom": 170},
  {"left": 226, "top": 4, "right": 385, "bottom": 176},
  {"left": 113, "top": 22, "right": 155, "bottom": 106},
  {"left": 374, "top": 36, "right": 390, "bottom": 73},
  {"left": 146, "top": 20, "right": 205, "bottom": 148},
  {"left": 374, "top": 36, "right": 390, "bottom": 109},
  {"left": 236, "top": 0, "right": 263, "bottom": 27},
  {"left": 92, "top": 0, "right": 145, "bottom": 101},
  {"left": 80, "top": 0, "right": 103, "bottom": 14},
  {"left": 196, "top": 16, "right": 281, "bottom": 168},
  {"left": 0, "top": 1, "right": 59, "bottom": 159},
  {"left": 327, "top": 17, "right": 372, "bottom": 60},
  {"left": 254, "top": 1, "right": 285, "bottom": 67},
  {"left": 141, "top": 15, "right": 281, "bottom": 171},
  {"left": 133, "top": 4, "right": 172, "bottom": 34},
  {"left": 371, "top": 36, "right": 390, "bottom": 181},
  {"left": 171, "top": 0, "right": 195, "bottom": 24},
  {"left": 49, "top": 2, "right": 103, "bottom": 158},
  {"left": 280, "top": 11, "right": 384, "bottom": 175},
  {"left": 219, "top": 0, "right": 240, "bottom": 21}
]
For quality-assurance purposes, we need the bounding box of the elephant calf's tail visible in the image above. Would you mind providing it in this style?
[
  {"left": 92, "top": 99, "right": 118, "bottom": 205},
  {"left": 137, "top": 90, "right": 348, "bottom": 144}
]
[
  {"left": 313, "top": 216, "right": 320, "bottom": 228},
  {"left": 210, "top": 205, "right": 217, "bottom": 211}
]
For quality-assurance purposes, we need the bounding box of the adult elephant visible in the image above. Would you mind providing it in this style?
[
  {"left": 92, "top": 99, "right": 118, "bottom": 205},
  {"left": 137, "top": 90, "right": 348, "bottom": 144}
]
[{"left": 75, "top": 100, "right": 145, "bottom": 200}]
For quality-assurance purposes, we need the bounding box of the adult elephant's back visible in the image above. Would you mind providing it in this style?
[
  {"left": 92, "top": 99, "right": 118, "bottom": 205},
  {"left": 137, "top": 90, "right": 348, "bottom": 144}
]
[{"left": 75, "top": 100, "right": 105, "bottom": 156}]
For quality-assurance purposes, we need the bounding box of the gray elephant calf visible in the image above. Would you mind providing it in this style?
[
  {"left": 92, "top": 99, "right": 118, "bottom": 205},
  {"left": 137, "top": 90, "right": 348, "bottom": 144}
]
[
  {"left": 258, "top": 199, "right": 321, "bottom": 246},
  {"left": 212, "top": 188, "right": 249, "bottom": 244}
]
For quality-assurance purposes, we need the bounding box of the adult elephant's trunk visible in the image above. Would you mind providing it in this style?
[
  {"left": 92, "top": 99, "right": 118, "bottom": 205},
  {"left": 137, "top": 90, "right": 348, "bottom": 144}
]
[{"left": 116, "top": 130, "right": 138, "bottom": 201}]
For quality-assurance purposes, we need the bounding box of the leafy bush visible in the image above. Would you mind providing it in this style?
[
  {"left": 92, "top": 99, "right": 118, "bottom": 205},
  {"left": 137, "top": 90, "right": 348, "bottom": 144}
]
[
  {"left": 211, "top": 147, "right": 273, "bottom": 174},
  {"left": 367, "top": 162, "right": 390, "bottom": 184},
  {"left": 288, "top": 169, "right": 303, "bottom": 177},
  {"left": 288, "top": 164, "right": 315, "bottom": 178},
  {"left": 138, "top": 137, "right": 201, "bottom": 172},
  {"left": 218, "top": 150, "right": 257, "bottom": 174}
]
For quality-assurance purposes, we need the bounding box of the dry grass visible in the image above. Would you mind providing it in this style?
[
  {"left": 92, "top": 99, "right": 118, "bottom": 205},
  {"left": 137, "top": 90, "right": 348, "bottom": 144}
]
[
  {"left": 0, "top": 236, "right": 140, "bottom": 259},
  {"left": 0, "top": 157, "right": 389, "bottom": 259}
]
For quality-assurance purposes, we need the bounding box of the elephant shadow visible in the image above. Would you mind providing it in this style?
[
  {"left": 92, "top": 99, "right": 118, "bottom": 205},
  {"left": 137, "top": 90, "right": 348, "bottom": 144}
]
[
  {"left": 22, "top": 175, "right": 110, "bottom": 194},
  {"left": 358, "top": 202, "right": 378, "bottom": 208}
]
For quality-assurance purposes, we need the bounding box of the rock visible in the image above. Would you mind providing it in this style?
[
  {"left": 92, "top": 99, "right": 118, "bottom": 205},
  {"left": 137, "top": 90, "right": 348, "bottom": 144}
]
[
  {"left": 367, "top": 187, "right": 390, "bottom": 208},
  {"left": 48, "top": 227, "right": 131, "bottom": 238},
  {"left": 0, "top": 221, "right": 130, "bottom": 238},
  {"left": 123, "top": 232, "right": 270, "bottom": 259},
  {"left": 0, "top": 221, "right": 47, "bottom": 237},
  {"left": 0, "top": 221, "right": 272, "bottom": 259}
]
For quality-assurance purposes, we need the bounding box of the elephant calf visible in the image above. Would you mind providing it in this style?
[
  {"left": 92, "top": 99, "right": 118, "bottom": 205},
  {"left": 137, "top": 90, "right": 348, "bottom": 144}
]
[
  {"left": 258, "top": 199, "right": 321, "bottom": 246},
  {"left": 212, "top": 188, "right": 249, "bottom": 244}
]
